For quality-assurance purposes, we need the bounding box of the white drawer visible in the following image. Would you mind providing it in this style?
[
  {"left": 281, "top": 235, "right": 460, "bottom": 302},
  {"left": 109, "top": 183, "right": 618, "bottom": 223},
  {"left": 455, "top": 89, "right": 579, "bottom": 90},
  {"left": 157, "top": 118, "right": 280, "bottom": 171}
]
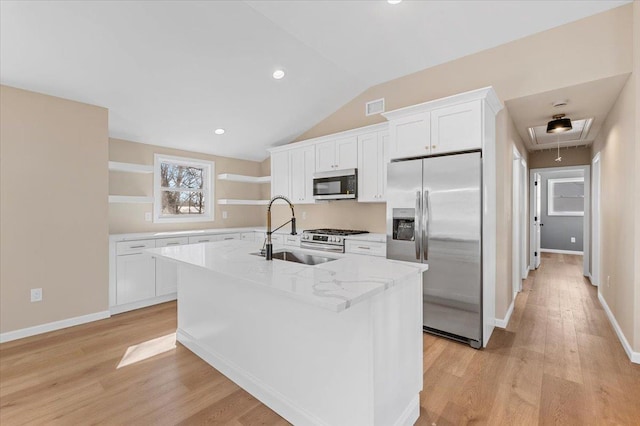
[
  {"left": 188, "top": 235, "right": 215, "bottom": 244},
  {"left": 284, "top": 234, "right": 300, "bottom": 247},
  {"left": 155, "top": 237, "right": 189, "bottom": 248},
  {"left": 240, "top": 232, "right": 256, "bottom": 241},
  {"left": 116, "top": 239, "right": 156, "bottom": 255},
  {"left": 215, "top": 233, "right": 241, "bottom": 241},
  {"left": 345, "top": 240, "right": 386, "bottom": 257},
  {"left": 270, "top": 234, "right": 284, "bottom": 245}
]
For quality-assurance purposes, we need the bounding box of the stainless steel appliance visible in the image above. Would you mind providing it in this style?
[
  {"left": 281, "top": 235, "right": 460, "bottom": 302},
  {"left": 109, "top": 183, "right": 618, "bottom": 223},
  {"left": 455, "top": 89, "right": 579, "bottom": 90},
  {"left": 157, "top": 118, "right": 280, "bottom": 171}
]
[
  {"left": 301, "top": 228, "right": 368, "bottom": 253},
  {"left": 313, "top": 169, "right": 357, "bottom": 200},
  {"left": 386, "top": 151, "right": 482, "bottom": 348}
]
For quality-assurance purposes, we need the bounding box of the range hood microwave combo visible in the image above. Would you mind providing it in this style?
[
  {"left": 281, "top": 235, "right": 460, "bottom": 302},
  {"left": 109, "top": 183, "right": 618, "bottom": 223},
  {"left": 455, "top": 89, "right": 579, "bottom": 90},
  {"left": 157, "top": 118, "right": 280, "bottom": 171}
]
[{"left": 312, "top": 168, "right": 357, "bottom": 200}]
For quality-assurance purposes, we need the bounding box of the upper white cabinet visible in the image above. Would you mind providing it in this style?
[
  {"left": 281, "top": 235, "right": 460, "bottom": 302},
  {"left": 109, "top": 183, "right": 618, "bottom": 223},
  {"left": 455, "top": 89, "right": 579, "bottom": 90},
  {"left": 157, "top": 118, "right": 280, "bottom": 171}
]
[
  {"left": 383, "top": 88, "right": 501, "bottom": 160},
  {"left": 431, "top": 100, "right": 482, "bottom": 155},
  {"left": 290, "top": 146, "right": 316, "bottom": 204},
  {"left": 315, "top": 136, "right": 357, "bottom": 172},
  {"left": 358, "top": 131, "right": 388, "bottom": 202},
  {"left": 271, "top": 151, "right": 290, "bottom": 198},
  {"left": 387, "top": 112, "right": 430, "bottom": 160}
]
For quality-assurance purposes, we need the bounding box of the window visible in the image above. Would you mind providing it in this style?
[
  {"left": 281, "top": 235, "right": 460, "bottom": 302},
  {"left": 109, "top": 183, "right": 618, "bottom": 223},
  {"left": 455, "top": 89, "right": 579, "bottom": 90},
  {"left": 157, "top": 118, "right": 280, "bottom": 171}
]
[
  {"left": 547, "top": 177, "right": 584, "bottom": 216},
  {"left": 153, "top": 154, "right": 214, "bottom": 223}
]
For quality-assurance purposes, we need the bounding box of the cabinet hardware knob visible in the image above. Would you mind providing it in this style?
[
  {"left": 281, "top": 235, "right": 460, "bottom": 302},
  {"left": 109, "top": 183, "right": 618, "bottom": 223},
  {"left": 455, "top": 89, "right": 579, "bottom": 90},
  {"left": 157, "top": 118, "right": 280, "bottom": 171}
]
[
  {"left": 130, "top": 245, "right": 145, "bottom": 249},
  {"left": 432, "top": 145, "right": 437, "bottom": 149},
  {"left": 358, "top": 246, "right": 370, "bottom": 250}
]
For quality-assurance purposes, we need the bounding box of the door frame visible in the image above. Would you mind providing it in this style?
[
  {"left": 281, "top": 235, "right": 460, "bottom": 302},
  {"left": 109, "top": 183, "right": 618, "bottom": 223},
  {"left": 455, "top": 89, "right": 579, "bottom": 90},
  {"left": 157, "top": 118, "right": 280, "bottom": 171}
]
[
  {"left": 512, "top": 148, "right": 527, "bottom": 293},
  {"left": 529, "top": 165, "right": 591, "bottom": 277},
  {"left": 591, "top": 153, "right": 601, "bottom": 286}
]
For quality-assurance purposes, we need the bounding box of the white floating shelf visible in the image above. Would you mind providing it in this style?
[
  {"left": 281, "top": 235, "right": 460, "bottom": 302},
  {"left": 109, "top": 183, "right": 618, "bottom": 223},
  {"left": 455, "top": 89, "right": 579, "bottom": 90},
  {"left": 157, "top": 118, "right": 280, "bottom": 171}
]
[
  {"left": 109, "top": 161, "right": 154, "bottom": 174},
  {"left": 109, "top": 195, "right": 154, "bottom": 204},
  {"left": 217, "top": 199, "right": 270, "bottom": 205},
  {"left": 217, "top": 173, "right": 271, "bottom": 183}
]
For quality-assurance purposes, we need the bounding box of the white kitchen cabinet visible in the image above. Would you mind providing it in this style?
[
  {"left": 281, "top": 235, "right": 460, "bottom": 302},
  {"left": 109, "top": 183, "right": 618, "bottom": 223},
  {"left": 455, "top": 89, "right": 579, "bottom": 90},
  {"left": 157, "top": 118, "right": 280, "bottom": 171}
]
[
  {"left": 213, "top": 233, "right": 241, "bottom": 241},
  {"left": 289, "top": 146, "right": 316, "bottom": 204},
  {"left": 271, "top": 151, "right": 290, "bottom": 198},
  {"left": 283, "top": 234, "right": 300, "bottom": 247},
  {"left": 155, "top": 237, "right": 188, "bottom": 296},
  {"left": 387, "top": 112, "right": 430, "bottom": 160},
  {"left": 357, "top": 131, "right": 388, "bottom": 202},
  {"left": 188, "top": 235, "right": 216, "bottom": 244},
  {"left": 431, "top": 100, "right": 482, "bottom": 154},
  {"left": 241, "top": 232, "right": 257, "bottom": 242},
  {"left": 116, "top": 252, "right": 156, "bottom": 305},
  {"left": 315, "top": 136, "right": 357, "bottom": 172},
  {"left": 345, "top": 240, "right": 386, "bottom": 257}
]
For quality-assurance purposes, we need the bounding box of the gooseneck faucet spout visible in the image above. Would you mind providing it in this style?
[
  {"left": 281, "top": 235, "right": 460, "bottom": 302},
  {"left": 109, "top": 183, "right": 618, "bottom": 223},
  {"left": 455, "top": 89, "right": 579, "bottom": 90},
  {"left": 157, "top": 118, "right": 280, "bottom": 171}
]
[{"left": 266, "top": 195, "right": 296, "bottom": 261}]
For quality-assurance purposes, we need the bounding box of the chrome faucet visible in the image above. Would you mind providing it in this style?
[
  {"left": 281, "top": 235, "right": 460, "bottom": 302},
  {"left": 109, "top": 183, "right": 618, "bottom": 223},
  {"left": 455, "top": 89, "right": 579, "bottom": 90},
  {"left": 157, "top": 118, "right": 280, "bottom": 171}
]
[{"left": 265, "top": 195, "right": 296, "bottom": 261}]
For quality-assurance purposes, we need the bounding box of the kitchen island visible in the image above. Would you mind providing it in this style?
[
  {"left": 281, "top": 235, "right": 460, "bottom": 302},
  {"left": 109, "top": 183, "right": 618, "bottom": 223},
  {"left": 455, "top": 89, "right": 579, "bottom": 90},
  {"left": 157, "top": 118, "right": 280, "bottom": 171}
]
[{"left": 148, "top": 240, "right": 426, "bottom": 426}]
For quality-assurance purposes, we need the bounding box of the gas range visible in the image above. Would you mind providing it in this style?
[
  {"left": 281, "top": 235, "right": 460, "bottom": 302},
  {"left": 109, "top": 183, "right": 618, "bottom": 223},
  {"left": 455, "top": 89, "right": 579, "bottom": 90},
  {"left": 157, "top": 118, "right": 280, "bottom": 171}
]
[{"left": 300, "top": 228, "right": 369, "bottom": 253}]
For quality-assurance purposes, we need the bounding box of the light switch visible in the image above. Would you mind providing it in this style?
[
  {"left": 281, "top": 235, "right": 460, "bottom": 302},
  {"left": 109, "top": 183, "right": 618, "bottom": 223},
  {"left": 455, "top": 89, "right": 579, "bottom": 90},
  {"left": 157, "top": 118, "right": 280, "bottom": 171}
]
[
  {"left": 222, "top": 211, "right": 228, "bottom": 219},
  {"left": 145, "top": 212, "right": 152, "bottom": 222}
]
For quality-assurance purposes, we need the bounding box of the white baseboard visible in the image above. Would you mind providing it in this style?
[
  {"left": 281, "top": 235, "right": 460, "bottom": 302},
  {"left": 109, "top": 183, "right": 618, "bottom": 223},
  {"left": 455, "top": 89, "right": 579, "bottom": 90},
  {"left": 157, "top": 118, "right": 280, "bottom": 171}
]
[
  {"left": 598, "top": 292, "right": 640, "bottom": 364},
  {"left": 109, "top": 293, "right": 177, "bottom": 315},
  {"left": 0, "top": 310, "right": 111, "bottom": 344},
  {"left": 587, "top": 273, "right": 598, "bottom": 287},
  {"left": 395, "top": 395, "right": 419, "bottom": 426},
  {"left": 495, "top": 296, "right": 515, "bottom": 329},
  {"left": 540, "top": 248, "right": 584, "bottom": 255}
]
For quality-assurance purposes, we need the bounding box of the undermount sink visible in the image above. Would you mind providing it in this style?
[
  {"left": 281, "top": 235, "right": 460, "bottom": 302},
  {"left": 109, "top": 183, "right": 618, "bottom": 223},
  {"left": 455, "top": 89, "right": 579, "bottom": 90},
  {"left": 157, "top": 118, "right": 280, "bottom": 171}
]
[{"left": 251, "top": 250, "right": 337, "bottom": 266}]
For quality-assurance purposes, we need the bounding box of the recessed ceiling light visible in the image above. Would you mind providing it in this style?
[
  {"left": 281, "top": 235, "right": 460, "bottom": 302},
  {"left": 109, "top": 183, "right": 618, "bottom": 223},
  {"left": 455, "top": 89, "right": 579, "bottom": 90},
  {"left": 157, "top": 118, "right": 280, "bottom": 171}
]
[
  {"left": 272, "top": 69, "right": 285, "bottom": 80},
  {"left": 387, "top": 0, "right": 402, "bottom": 4},
  {"left": 214, "top": 128, "right": 225, "bottom": 135}
]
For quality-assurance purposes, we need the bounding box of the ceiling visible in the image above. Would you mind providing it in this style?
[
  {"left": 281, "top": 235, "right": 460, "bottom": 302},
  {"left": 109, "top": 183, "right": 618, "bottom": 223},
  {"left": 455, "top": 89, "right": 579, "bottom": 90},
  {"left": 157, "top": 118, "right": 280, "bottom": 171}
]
[
  {"left": 0, "top": 1, "right": 631, "bottom": 161},
  {"left": 505, "top": 73, "right": 630, "bottom": 151}
]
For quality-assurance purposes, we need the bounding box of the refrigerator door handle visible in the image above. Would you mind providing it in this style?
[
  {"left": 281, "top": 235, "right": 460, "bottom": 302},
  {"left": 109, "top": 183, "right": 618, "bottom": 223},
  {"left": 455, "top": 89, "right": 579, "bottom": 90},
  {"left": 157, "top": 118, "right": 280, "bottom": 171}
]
[
  {"left": 423, "top": 190, "right": 430, "bottom": 260},
  {"left": 415, "top": 190, "right": 421, "bottom": 260}
]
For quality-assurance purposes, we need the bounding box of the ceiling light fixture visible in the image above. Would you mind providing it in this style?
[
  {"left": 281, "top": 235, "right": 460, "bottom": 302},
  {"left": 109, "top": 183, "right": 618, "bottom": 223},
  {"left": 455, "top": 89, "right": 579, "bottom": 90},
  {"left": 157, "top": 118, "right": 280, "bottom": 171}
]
[
  {"left": 546, "top": 114, "right": 572, "bottom": 134},
  {"left": 214, "top": 128, "right": 225, "bottom": 135},
  {"left": 272, "top": 69, "right": 285, "bottom": 80},
  {"left": 388, "top": 0, "right": 402, "bottom": 4}
]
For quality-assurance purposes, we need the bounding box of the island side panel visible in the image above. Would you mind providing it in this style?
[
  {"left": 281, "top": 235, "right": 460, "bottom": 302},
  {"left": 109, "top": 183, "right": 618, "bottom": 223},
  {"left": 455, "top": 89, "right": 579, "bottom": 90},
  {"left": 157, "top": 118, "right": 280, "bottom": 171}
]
[
  {"left": 371, "top": 273, "right": 423, "bottom": 426},
  {"left": 176, "top": 264, "right": 376, "bottom": 426}
]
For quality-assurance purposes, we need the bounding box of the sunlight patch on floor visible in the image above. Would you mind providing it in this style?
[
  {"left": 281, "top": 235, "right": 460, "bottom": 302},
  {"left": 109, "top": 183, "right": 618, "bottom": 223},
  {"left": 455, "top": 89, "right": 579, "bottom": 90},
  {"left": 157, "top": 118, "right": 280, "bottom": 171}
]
[{"left": 117, "top": 333, "right": 176, "bottom": 369}]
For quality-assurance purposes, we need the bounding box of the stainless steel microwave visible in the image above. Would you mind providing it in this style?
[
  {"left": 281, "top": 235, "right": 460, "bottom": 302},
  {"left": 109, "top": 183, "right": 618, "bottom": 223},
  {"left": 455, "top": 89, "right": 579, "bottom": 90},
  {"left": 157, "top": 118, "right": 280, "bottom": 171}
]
[{"left": 313, "top": 168, "right": 357, "bottom": 200}]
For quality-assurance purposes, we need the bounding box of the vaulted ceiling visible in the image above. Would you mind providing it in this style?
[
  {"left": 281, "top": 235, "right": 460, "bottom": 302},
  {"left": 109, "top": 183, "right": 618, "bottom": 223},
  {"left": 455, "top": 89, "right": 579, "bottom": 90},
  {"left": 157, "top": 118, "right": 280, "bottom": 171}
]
[{"left": 0, "top": 1, "right": 630, "bottom": 161}]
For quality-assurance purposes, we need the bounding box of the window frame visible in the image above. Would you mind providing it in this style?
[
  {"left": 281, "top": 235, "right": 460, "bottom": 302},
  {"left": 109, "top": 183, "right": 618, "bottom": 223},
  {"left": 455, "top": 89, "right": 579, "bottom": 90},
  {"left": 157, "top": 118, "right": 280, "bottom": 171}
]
[
  {"left": 547, "top": 177, "right": 584, "bottom": 217},
  {"left": 153, "top": 154, "right": 215, "bottom": 223}
]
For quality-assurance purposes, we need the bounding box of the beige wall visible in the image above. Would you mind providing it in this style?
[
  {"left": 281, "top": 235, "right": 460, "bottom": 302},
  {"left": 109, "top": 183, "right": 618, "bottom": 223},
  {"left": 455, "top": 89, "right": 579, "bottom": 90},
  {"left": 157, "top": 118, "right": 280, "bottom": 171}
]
[
  {"left": 591, "top": 70, "right": 637, "bottom": 351},
  {"left": 529, "top": 146, "right": 592, "bottom": 169},
  {"left": 0, "top": 85, "right": 109, "bottom": 334},
  {"left": 634, "top": 0, "right": 640, "bottom": 354},
  {"left": 109, "top": 138, "right": 265, "bottom": 234},
  {"left": 295, "top": 5, "right": 632, "bottom": 142}
]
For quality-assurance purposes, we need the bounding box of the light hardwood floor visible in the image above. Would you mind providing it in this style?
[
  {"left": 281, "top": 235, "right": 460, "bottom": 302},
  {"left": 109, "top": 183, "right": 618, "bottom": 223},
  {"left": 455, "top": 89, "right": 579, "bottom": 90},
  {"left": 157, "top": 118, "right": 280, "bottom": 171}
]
[{"left": 1, "top": 253, "right": 638, "bottom": 425}]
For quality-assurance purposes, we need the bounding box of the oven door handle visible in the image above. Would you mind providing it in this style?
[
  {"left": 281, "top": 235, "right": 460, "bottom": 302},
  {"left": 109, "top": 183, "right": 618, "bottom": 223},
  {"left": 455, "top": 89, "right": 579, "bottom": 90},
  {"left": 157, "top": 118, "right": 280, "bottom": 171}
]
[{"left": 300, "top": 241, "right": 344, "bottom": 253}]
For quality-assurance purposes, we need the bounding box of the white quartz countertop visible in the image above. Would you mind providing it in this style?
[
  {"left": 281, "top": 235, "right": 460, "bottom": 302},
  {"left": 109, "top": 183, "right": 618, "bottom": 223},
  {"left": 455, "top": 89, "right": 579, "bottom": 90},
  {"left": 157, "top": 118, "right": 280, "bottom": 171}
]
[
  {"left": 147, "top": 240, "right": 426, "bottom": 312},
  {"left": 110, "top": 227, "right": 273, "bottom": 241}
]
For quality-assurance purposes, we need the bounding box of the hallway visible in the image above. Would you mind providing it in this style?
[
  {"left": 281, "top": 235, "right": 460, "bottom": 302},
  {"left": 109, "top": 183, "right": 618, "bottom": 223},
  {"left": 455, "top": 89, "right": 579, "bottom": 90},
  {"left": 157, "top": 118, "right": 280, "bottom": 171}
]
[{"left": 418, "top": 252, "right": 640, "bottom": 425}]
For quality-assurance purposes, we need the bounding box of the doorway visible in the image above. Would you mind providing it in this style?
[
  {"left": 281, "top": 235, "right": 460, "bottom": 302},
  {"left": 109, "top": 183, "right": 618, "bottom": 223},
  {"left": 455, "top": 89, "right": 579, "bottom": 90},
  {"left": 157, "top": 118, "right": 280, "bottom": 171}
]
[
  {"left": 529, "top": 165, "right": 591, "bottom": 276},
  {"left": 591, "top": 154, "right": 601, "bottom": 286}
]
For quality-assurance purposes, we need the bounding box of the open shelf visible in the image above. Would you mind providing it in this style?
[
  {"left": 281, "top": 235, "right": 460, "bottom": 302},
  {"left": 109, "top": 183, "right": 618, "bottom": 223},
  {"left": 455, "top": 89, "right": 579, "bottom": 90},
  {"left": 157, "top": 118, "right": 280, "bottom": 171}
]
[
  {"left": 109, "top": 195, "right": 154, "bottom": 204},
  {"left": 217, "top": 173, "right": 271, "bottom": 183},
  {"left": 217, "top": 199, "right": 270, "bottom": 205},
  {"left": 109, "top": 161, "right": 154, "bottom": 174}
]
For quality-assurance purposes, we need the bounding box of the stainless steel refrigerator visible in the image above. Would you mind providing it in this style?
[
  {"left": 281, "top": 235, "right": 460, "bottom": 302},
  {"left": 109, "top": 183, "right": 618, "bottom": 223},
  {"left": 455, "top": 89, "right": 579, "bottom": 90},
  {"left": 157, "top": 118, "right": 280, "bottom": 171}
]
[{"left": 386, "top": 151, "right": 482, "bottom": 348}]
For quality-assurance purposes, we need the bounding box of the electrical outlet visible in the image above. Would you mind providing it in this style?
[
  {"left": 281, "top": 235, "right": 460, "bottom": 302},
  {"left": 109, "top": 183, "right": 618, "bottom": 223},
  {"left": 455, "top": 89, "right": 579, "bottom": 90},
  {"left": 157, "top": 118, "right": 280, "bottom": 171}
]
[
  {"left": 607, "top": 275, "right": 611, "bottom": 288},
  {"left": 31, "top": 288, "right": 42, "bottom": 302},
  {"left": 144, "top": 212, "right": 152, "bottom": 222},
  {"left": 222, "top": 211, "right": 228, "bottom": 219},
  {"left": 571, "top": 237, "right": 576, "bottom": 243},
  {"left": 302, "top": 211, "right": 307, "bottom": 220}
]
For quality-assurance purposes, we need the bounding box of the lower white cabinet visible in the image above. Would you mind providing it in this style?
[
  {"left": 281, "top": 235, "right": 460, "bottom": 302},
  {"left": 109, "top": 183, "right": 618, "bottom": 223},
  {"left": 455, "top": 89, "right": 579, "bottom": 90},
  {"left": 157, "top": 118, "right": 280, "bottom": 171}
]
[
  {"left": 284, "top": 234, "right": 300, "bottom": 247},
  {"left": 116, "top": 253, "right": 156, "bottom": 305},
  {"left": 345, "top": 240, "right": 386, "bottom": 257},
  {"left": 188, "top": 235, "right": 216, "bottom": 244},
  {"left": 214, "top": 233, "right": 241, "bottom": 241},
  {"left": 241, "top": 232, "right": 257, "bottom": 241},
  {"left": 155, "top": 237, "right": 188, "bottom": 296}
]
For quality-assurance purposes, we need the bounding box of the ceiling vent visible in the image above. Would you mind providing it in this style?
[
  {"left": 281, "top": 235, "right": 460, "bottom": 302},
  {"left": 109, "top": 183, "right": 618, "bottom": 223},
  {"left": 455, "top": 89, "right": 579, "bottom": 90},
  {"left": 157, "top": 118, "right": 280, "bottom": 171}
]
[
  {"left": 528, "top": 118, "right": 594, "bottom": 147},
  {"left": 365, "top": 98, "right": 385, "bottom": 116}
]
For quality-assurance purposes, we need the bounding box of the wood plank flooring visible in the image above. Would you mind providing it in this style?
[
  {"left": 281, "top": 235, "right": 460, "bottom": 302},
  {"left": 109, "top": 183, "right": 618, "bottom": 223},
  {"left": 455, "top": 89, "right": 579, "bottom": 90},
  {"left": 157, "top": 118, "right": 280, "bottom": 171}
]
[{"left": 1, "top": 253, "right": 638, "bottom": 425}]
